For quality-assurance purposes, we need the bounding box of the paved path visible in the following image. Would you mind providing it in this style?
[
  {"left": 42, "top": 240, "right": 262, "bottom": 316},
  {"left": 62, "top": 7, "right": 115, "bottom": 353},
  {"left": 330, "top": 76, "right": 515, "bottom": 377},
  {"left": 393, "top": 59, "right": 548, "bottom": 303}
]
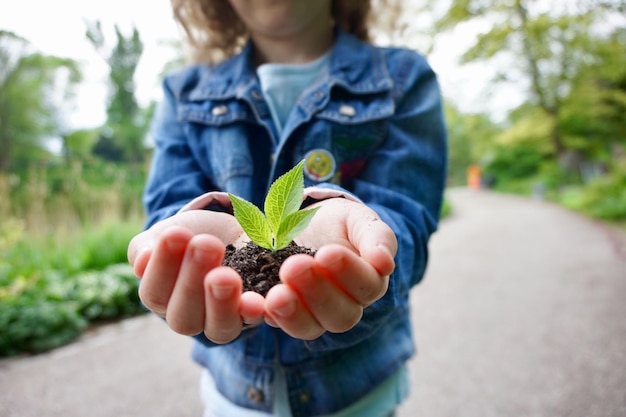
[{"left": 1, "top": 189, "right": 625, "bottom": 417}]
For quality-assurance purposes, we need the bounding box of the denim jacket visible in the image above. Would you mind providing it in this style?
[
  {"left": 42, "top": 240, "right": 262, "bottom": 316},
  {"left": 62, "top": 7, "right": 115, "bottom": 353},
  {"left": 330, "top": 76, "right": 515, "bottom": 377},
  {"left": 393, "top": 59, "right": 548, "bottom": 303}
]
[{"left": 143, "top": 29, "right": 447, "bottom": 417}]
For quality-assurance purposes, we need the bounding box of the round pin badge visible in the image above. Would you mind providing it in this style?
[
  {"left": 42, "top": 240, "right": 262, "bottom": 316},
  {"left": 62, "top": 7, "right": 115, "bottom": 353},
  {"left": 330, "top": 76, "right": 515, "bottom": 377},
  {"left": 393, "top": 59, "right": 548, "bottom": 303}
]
[{"left": 303, "top": 149, "right": 336, "bottom": 182}]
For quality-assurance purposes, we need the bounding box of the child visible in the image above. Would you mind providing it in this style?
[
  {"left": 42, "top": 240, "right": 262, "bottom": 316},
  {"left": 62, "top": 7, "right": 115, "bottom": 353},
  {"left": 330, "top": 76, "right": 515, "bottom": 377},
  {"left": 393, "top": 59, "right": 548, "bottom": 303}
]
[{"left": 127, "top": 0, "right": 447, "bottom": 416}]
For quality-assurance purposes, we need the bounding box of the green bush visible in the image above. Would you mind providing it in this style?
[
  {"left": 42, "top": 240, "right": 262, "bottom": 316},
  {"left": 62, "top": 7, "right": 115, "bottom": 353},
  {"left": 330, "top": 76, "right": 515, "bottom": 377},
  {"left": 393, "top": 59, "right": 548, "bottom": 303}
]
[
  {"left": 0, "top": 219, "right": 145, "bottom": 357},
  {"left": 0, "top": 296, "right": 87, "bottom": 356},
  {"left": 440, "top": 197, "right": 452, "bottom": 219},
  {"left": 559, "top": 170, "right": 626, "bottom": 221},
  {"left": 0, "top": 265, "right": 144, "bottom": 356},
  {"left": 483, "top": 142, "right": 546, "bottom": 183}
]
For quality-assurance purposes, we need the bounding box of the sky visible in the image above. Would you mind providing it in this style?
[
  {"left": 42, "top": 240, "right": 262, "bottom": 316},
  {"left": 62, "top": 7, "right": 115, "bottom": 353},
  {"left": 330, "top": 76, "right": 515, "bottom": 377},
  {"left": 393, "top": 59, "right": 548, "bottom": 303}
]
[{"left": 0, "top": 0, "right": 524, "bottom": 131}]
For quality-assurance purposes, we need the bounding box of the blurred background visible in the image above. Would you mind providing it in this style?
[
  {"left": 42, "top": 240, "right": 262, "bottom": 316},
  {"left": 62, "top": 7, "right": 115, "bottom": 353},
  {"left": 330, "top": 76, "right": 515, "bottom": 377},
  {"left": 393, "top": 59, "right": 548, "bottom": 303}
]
[{"left": 0, "top": 0, "right": 624, "bottom": 410}]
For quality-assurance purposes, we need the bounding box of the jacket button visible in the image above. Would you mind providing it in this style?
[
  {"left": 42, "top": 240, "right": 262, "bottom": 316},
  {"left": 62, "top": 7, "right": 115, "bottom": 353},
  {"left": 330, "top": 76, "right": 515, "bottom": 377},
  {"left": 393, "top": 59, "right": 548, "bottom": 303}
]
[
  {"left": 247, "top": 387, "right": 265, "bottom": 403},
  {"left": 211, "top": 105, "right": 229, "bottom": 116},
  {"left": 339, "top": 104, "right": 356, "bottom": 117},
  {"left": 299, "top": 391, "right": 311, "bottom": 403}
]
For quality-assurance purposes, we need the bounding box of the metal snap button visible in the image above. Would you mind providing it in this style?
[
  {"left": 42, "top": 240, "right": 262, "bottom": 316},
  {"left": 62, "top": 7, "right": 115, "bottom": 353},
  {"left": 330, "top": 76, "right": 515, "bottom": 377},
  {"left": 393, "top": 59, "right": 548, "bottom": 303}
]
[
  {"left": 247, "top": 387, "right": 265, "bottom": 403},
  {"left": 299, "top": 391, "right": 311, "bottom": 403},
  {"left": 339, "top": 104, "right": 356, "bottom": 117},
  {"left": 211, "top": 105, "right": 229, "bottom": 116}
]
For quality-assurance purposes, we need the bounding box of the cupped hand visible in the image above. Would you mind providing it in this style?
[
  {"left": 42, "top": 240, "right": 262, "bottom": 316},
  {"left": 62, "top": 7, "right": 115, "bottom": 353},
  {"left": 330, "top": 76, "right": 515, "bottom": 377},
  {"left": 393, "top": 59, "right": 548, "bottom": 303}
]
[
  {"left": 128, "top": 198, "right": 397, "bottom": 343},
  {"left": 127, "top": 210, "right": 265, "bottom": 344},
  {"left": 264, "top": 198, "right": 397, "bottom": 340}
]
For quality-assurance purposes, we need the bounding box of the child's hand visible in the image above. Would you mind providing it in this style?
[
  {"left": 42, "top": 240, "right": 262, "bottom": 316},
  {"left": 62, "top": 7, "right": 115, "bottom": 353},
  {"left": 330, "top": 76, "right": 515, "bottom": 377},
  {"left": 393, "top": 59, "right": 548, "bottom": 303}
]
[
  {"left": 264, "top": 198, "right": 398, "bottom": 340},
  {"left": 127, "top": 210, "right": 265, "bottom": 344}
]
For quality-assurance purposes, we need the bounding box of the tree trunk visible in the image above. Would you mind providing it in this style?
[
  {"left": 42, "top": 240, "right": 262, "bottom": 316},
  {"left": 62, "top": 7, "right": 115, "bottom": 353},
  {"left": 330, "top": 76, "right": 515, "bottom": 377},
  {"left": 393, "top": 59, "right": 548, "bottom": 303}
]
[
  {"left": 514, "top": 0, "right": 567, "bottom": 161},
  {"left": 0, "top": 134, "right": 10, "bottom": 172}
]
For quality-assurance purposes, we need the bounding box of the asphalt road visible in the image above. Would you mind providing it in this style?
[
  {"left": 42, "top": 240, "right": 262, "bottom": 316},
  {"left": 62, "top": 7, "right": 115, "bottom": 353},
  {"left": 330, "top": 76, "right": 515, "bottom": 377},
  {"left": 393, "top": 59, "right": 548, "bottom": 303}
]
[{"left": 1, "top": 188, "right": 625, "bottom": 417}]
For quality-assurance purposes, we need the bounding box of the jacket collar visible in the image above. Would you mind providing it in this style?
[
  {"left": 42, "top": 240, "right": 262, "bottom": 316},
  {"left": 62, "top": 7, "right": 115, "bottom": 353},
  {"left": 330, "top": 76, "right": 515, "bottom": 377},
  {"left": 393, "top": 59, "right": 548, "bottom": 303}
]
[
  {"left": 186, "top": 28, "right": 392, "bottom": 102},
  {"left": 328, "top": 29, "right": 393, "bottom": 94}
]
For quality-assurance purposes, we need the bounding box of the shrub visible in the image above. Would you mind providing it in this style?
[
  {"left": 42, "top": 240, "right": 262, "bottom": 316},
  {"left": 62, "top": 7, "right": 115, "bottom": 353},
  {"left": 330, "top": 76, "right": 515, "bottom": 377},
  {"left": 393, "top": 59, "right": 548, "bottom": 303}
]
[
  {"left": 0, "top": 218, "right": 145, "bottom": 357},
  {"left": 563, "top": 171, "right": 626, "bottom": 220}
]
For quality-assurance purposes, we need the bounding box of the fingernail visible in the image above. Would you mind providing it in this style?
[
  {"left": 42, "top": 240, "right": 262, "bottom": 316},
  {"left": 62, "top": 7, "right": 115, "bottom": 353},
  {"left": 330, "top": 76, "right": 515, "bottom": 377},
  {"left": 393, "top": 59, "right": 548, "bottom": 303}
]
[
  {"left": 135, "top": 246, "right": 151, "bottom": 263},
  {"left": 166, "top": 237, "right": 186, "bottom": 253},
  {"left": 376, "top": 243, "right": 394, "bottom": 258},
  {"left": 211, "top": 284, "right": 234, "bottom": 300},
  {"left": 273, "top": 300, "right": 296, "bottom": 318},
  {"left": 193, "top": 246, "right": 210, "bottom": 263}
]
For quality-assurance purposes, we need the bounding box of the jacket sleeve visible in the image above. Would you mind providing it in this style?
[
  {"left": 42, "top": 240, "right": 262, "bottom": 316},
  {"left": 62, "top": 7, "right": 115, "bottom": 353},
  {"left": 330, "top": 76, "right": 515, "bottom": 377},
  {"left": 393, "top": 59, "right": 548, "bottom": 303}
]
[
  {"left": 305, "top": 50, "right": 448, "bottom": 352},
  {"left": 142, "top": 69, "right": 217, "bottom": 229}
]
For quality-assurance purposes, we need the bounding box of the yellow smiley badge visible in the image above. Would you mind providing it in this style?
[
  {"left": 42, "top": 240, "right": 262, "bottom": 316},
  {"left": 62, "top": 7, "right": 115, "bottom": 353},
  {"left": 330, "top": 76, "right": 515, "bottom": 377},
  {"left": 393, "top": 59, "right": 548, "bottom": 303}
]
[{"left": 304, "top": 149, "right": 336, "bottom": 182}]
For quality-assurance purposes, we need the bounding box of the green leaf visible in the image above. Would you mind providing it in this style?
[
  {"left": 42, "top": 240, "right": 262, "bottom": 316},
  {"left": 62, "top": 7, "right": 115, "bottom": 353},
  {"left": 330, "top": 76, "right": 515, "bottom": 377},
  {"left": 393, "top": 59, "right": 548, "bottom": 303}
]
[
  {"left": 265, "top": 160, "right": 305, "bottom": 233},
  {"left": 274, "top": 207, "right": 320, "bottom": 251},
  {"left": 228, "top": 161, "right": 318, "bottom": 252},
  {"left": 229, "top": 193, "right": 273, "bottom": 250}
]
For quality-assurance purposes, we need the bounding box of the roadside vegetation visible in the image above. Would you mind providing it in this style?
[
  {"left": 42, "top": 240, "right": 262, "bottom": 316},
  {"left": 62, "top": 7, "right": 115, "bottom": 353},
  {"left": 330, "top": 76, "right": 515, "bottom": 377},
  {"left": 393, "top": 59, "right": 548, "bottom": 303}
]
[{"left": 441, "top": 1, "right": 626, "bottom": 226}]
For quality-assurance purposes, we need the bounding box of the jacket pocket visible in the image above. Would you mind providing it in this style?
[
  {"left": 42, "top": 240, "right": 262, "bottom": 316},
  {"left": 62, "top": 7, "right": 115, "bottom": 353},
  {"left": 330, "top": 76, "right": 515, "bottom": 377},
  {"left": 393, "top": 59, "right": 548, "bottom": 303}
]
[
  {"left": 296, "top": 123, "right": 387, "bottom": 187},
  {"left": 178, "top": 99, "right": 256, "bottom": 195}
]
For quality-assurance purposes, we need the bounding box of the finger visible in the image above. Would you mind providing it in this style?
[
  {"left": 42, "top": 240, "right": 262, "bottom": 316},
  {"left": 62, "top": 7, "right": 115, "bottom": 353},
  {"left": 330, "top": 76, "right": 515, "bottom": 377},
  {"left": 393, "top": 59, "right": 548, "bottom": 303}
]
[
  {"left": 138, "top": 226, "right": 194, "bottom": 316},
  {"left": 128, "top": 231, "right": 151, "bottom": 268},
  {"left": 265, "top": 283, "right": 325, "bottom": 340},
  {"left": 127, "top": 211, "right": 243, "bottom": 266},
  {"left": 204, "top": 266, "right": 243, "bottom": 344},
  {"left": 240, "top": 291, "right": 265, "bottom": 327},
  {"left": 314, "top": 244, "right": 389, "bottom": 307},
  {"left": 347, "top": 209, "right": 397, "bottom": 277},
  {"left": 264, "top": 315, "right": 279, "bottom": 328},
  {"left": 166, "top": 234, "right": 225, "bottom": 335},
  {"left": 131, "top": 247, "right": 152, "bottom": 278},
  {"left": 279, "top": 255, "right": 363, "bottom": 334}
]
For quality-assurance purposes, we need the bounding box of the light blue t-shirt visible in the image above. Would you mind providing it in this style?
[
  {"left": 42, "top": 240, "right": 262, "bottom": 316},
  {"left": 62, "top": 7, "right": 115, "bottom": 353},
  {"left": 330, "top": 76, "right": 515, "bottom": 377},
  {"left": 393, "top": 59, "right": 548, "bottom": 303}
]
[{"left": 256, "top": 52, "right": 330, "bottom": 135}]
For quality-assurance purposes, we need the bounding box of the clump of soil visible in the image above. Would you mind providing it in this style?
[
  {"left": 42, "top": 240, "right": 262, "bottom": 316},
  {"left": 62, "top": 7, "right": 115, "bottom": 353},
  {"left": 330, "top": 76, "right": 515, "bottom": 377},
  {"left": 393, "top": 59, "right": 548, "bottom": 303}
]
[{"left": 223, "top": 241, "right": 316, "bottom": 297}]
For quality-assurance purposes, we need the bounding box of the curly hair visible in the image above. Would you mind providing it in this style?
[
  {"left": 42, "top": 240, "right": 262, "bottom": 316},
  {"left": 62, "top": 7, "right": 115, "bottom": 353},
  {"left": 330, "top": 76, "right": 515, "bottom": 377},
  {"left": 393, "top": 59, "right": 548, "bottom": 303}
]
[{"left": 171, "top": 0, "right": 402, "bottom": 63}]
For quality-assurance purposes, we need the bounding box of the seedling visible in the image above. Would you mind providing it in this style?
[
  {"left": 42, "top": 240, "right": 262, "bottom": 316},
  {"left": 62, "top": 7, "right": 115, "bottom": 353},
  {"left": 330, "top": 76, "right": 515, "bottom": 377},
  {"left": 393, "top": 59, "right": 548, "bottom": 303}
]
[{"left": 228, "top": 160, "right": 319, "bottom": 252}]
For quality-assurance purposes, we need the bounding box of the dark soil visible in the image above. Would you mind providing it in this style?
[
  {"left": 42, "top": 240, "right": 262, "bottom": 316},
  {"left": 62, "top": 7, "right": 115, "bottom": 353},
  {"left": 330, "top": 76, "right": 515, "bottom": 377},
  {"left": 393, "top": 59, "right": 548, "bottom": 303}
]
[{"left": 223, "top": 241, "right": 316, "bottom": 297}]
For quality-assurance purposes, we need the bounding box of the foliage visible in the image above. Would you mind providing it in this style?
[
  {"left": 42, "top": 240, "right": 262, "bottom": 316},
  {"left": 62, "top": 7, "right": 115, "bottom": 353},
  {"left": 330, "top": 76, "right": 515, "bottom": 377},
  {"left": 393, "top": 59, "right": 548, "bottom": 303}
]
[
  {"left": 558, "top": 26, "right": 626, "bottom": 163},
  {"left": 0, "top": 218, "right": 145, "bottom": 356},
  {"left": 62, "top": 128, "right": 100, "bottom": 159},
  {"left": 483, "top": 141, "right": 546, "bottom": 183},
  {"left": 0, "top": 30, "right": 81, "bottom": 173},
  {"left": 3, "top": 158, "right": 147, "bottom": 228},
  {"left": 0, "top": 156, "right": 147, "bottom": 357},
  {"left": 444, "top": 103, "right": 502, "bottom": 185},
  {"left": 427, "top": 0, "right": 626, "bottom": 221},
  {"left": 229, "top": 161, "right": 320, "bottom": 252},
  {"left": 557, "top": 163, "right": 626, "bottom": 221},
  {"left": 440, "top": 197, "right": 452, "bottom": 219},
  {"left": 0, "top": 264, "right": 143, "bottom": 356},
  {"left": 432, "top": 0, "right": 625, "bottom": 181},
  {"left": 86, "top": 21, "right": 153, "bottom": 163}
]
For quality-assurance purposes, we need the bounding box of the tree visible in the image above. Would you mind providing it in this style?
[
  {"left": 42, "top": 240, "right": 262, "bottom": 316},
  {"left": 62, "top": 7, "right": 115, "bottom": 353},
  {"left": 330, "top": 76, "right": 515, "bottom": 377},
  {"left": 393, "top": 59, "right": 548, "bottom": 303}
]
[
  {"left": 432, "top": 0, "right": 625, "bottom": 178},
  {"left": 559, "top": 26, "right": 626, "bottom": 168},
  {"left": 0, "top": 30, "right": 81, "bottom": 172},
  {"left": 86, "top": 21, "right": 151, "bottom": 163}
]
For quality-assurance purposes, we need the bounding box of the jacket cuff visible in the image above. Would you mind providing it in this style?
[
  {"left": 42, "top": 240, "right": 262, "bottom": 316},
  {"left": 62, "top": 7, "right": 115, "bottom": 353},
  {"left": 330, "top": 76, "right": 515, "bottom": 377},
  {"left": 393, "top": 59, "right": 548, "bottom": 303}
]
[
  {"left": 178, "top": 191, "right": 233, "bottom": 213},
  {"left": 177, "top": 186, "right": 363, "bottom": 213}
]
